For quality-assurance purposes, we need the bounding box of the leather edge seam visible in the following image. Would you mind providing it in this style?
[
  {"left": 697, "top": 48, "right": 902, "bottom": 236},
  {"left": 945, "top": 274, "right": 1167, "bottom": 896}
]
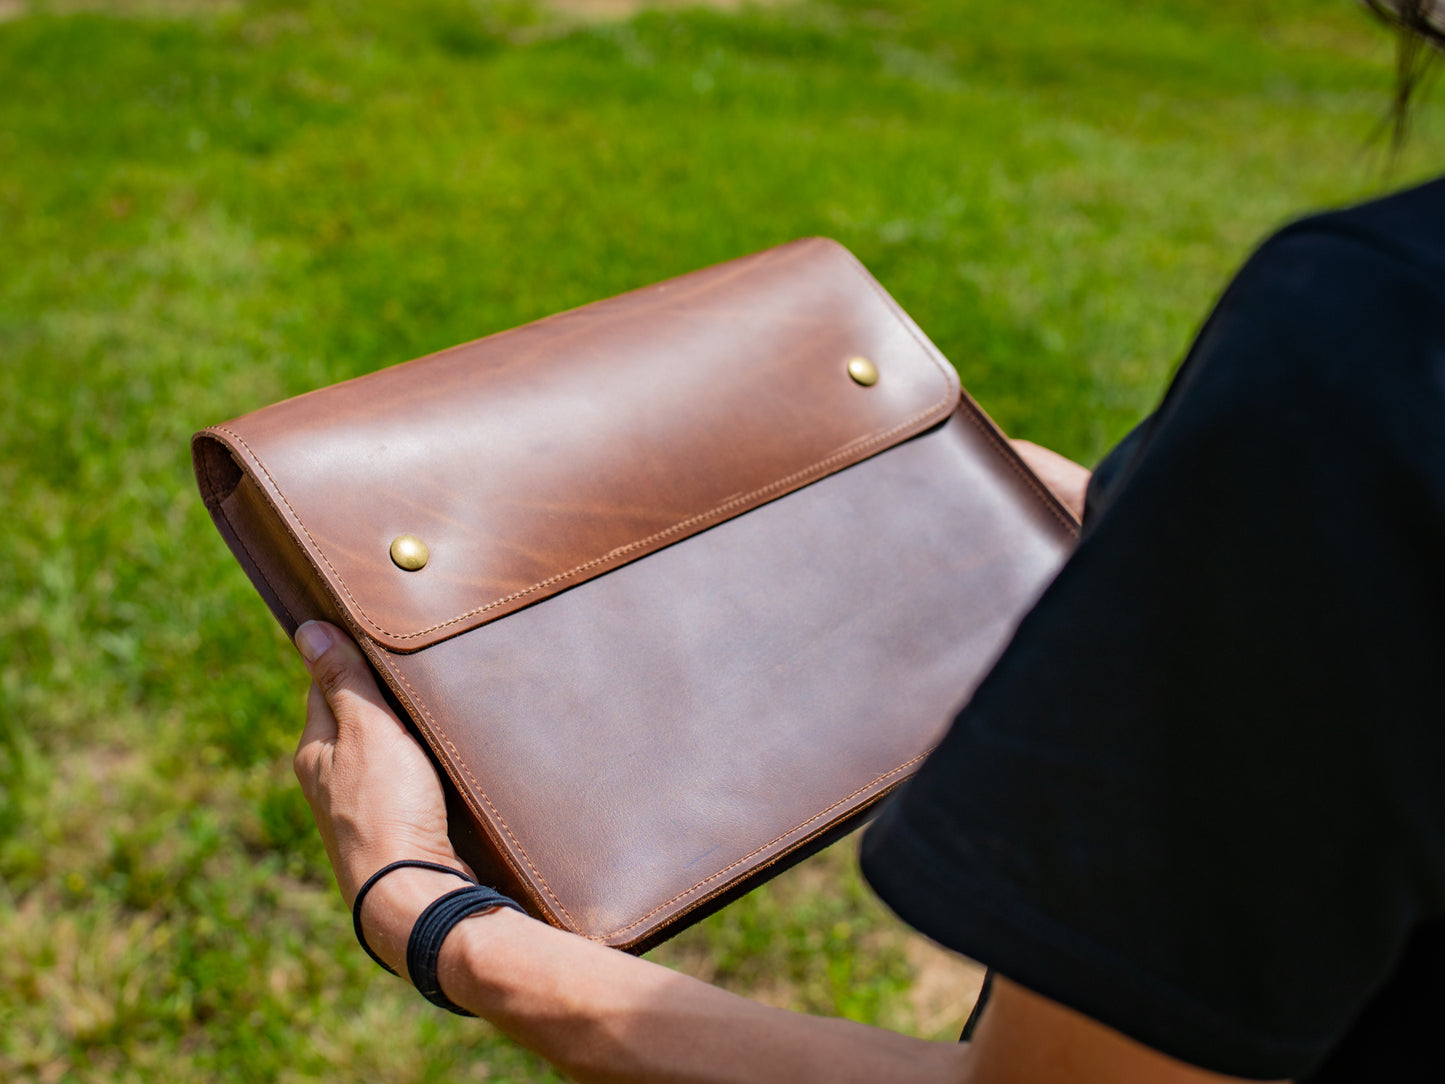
[
  {"left": 195, "top": 434, "right": 300, "bottom": 629},
  {"left": 370, "top": 650, "right": 583, "bottom": 935},
  {"left": 595, "top": 750, "right": 933, "bottom": 942}
]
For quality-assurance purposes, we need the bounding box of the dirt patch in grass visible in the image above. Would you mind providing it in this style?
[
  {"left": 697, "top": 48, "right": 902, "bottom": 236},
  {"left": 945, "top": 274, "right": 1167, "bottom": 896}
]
[
  {"left": 549, "top": 0, "right": 785, "bottom": 15},
  {"left": 904, "top": 938, "right": 987, "bottom": 1038},
  {"left": 539, "top": 0, "right": 800, "bottom": 25}
]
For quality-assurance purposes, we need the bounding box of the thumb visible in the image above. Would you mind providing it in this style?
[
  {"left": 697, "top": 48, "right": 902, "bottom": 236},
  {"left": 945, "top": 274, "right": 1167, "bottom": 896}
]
[{"left": 294, "top": 620, "right": 398, "bottom": 739}]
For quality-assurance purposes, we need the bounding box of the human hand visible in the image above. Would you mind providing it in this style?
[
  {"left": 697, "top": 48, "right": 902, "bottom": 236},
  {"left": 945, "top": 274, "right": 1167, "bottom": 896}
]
[
  {"left": 1009, "top": 438, "right": 1091, "bottom": 522},
  {"left": 284, "top": 636, "right": 1244, "bottom": 1084},
  {"left": 292, "top": 620, "right": 473, "bottom": 975}
]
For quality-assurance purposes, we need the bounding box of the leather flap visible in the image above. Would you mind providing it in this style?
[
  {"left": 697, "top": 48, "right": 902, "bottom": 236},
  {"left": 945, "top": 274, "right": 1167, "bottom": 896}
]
[{"left": 193, "top": 238, "right": 960, "bottom": 653}]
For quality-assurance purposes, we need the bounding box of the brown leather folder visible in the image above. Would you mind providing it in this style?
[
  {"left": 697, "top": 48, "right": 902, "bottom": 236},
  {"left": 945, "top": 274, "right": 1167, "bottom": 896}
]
[{"left": 193, "top": 238, "right": 1077, "bottom": 952}]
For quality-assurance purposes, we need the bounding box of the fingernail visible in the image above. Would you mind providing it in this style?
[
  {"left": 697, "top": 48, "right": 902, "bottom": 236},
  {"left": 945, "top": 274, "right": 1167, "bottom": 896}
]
[{"left": 295, "top": 621, "right": 332, "bottom": 663}]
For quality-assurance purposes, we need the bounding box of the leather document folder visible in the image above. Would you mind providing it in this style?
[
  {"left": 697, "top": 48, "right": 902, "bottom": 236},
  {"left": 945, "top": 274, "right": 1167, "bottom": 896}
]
[{"left": 194, "top": 237, "right": 1077, "bottom": 951}]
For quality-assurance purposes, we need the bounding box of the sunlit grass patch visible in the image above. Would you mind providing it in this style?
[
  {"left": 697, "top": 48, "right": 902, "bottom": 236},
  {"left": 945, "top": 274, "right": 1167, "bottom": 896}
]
[{"left": 2, "top": 0, "right": 1441, "bottom": 1077}]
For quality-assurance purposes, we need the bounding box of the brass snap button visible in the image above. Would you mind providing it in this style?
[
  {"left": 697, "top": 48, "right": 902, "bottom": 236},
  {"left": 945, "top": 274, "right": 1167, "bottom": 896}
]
[
  {"left": 847, "top": 356, "right": 879, "bottom": 386},
  {"left": 389, "top": 534, "right": 429, "bottom": 571}
]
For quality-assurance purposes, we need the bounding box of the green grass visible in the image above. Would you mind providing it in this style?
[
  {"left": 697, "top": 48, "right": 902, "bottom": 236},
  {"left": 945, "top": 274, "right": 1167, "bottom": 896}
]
[{"left": 1, "top": 0, "right": 1441, "bottom": 1078}]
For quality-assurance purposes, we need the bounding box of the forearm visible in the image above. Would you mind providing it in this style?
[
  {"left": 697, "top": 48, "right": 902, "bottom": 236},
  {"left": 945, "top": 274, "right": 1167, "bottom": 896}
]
[
  {"left": 439, "top": 908, "right": 966, "bottom": 1084},
  {"left": 297, "top": 622, "right": 1269, "bottom": 1084},
  {"left": 364, "top": 872, "right": 1262, "bottom": 1084}
]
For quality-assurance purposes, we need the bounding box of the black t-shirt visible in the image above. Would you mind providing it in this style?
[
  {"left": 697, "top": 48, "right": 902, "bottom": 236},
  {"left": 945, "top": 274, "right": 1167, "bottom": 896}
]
[{"left": 861, "top": 177, "right": 1445, "bottom": 1081}]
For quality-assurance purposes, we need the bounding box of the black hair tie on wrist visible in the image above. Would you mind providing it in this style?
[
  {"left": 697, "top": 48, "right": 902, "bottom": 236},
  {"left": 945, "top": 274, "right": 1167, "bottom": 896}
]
[
  {"left": 351, "top": 860, "right": 475, "bottom": 975},
  {"left": 407, "top": 884, "right": 524, "bottom": 1016}
]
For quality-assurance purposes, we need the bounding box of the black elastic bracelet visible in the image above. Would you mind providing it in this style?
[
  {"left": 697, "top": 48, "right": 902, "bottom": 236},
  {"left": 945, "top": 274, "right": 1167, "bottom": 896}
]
[
  {"left": 351, "top": 860, "right": 475, "bottom": 975},
  {"left": 407, "top": 884, "right": 523, "bottom": 1016}
]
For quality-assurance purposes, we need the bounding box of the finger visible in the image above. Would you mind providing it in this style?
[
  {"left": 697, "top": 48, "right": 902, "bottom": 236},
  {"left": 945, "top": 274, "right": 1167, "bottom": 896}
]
[
  {"left": 1009, "top": 439, "right": 1090, "bottom": 522},
  {"left": 294, "top": 620, "right": 405, "bottom": 741},
  {"left": 297, "top": 679, "right": 338, "bottom": 750},
  {"left": 294, "top": 680, "right": 337, "bottom": 797}
]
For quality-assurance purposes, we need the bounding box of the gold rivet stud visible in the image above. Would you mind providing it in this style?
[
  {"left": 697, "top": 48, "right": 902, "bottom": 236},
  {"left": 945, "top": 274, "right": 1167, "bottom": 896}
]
[
  {"left": 389, "top": 534, "right": 429, "bottom": 571},
  {"left": 847, "top": 356, "right": 879, "bottom": 386}
]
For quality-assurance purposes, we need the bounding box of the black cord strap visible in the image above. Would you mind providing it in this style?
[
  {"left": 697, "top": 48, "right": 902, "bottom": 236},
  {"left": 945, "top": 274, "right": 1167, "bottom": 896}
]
[
  {"left": 351, "top": 860, "right": 474, "bottom": 975},
  {"left": 407, "top": 884, "right": 524, "bottom": 1016}
]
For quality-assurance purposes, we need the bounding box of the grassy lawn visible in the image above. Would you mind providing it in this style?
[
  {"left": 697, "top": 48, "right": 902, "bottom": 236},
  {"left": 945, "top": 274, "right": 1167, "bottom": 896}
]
[{"left": 2, "top": 0, "right": 1441, "bottom": 1079}]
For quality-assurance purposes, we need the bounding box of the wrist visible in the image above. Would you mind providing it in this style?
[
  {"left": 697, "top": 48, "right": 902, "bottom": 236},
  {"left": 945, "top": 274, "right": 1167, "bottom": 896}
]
[
  {"left": 436, "top": 905, "right": 533, "bottom": 1014},
  {"left": 358, "top": 866, "right": 474, "bottom": 977}
]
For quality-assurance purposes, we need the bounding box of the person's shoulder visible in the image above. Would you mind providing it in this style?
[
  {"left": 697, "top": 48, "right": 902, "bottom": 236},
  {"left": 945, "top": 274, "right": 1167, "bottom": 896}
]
[
  {"left": 1235, "top": 175, "right": 1445, "bottom": 316},
  {"left": 1106, "top": 176, "right": 1445, "bottom": 513},
  {"left": 1279, "top": 173, "right": 1445, "bottom": 273},
  {"left": 1190, "top": 176, "right": 1445, "bottom": 400}
]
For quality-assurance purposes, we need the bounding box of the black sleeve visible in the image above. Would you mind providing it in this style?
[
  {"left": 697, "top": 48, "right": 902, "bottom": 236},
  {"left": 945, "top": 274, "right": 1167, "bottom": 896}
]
[{"left": 861, "top": 224, "right": 1445, "bottom": 1080}]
